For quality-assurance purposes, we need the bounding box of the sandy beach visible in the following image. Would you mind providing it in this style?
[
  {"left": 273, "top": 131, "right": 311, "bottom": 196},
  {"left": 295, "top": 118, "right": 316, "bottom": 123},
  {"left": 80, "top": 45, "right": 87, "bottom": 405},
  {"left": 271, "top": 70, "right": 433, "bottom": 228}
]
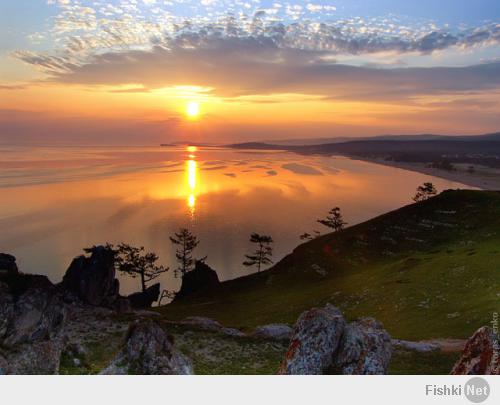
[{"left": 357, "top": 158, "right": 500, "bottom": 190}]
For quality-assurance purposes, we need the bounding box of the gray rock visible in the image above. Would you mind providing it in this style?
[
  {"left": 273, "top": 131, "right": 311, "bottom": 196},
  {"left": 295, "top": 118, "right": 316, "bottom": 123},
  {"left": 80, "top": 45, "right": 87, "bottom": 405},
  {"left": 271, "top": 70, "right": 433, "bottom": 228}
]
[
  {"left": 279, "top": 304, "right": 346, "bottom": 375},
  {"left": 0, "top": 274, "right": 66, "bottom": 374},
  {"left": 334, "top": 317, "right": 392, "bottom": 374},
  {"left": 4, "top": 340, "right": 64, "bottom": 374},
  {"left": 2, "top": 275, "right": 65, "bottom": 347},
  {"left": 391, "top": 339, "right": 439, "bottom": 352},
  {"left": 252, "top": 324, "right": 293, "bottom": 341},
  {"left": 451, "top": 326, "right": 499, "bottom": 375},
  {"left": 181, "top": 316, "right": 245, "bottom": 337},
  {"left": 101, "top": 319, "right": 193, "bottom": 375},
  {"left": 60, "top": 245, "right": 119, "bottom": 307},
  {"left": 0, "top": 281, "right": 14, "bottom": 339}
]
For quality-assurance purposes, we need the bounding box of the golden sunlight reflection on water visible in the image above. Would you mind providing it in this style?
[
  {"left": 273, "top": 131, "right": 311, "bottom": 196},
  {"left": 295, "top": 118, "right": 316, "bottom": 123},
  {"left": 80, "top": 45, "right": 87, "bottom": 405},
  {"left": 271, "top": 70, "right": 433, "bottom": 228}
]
[
  {"left": 0, "top": 145, "right": 473, "bottom": 294},
  {"left": 186, "top": 150, "right": 198, "bottom": 215}
]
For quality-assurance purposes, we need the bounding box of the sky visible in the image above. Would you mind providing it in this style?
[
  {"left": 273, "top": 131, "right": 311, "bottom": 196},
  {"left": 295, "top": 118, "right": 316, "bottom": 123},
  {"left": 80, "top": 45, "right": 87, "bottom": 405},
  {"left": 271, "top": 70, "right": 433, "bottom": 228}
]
[{"left": 0, "top": 0, "right": 499, "bottom": 144}]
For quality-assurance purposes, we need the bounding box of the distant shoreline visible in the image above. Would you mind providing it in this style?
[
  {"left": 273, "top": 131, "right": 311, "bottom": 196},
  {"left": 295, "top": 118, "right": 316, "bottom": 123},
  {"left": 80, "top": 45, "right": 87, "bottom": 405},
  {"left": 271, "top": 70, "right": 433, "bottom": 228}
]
[{"left": 353, "top": 157, "right": 500, "bottom": 190}]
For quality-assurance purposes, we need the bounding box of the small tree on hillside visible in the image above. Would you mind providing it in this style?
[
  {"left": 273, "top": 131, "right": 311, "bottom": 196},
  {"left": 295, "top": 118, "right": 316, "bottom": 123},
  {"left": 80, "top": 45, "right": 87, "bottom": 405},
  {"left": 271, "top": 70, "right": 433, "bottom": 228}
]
[
  {"left": 413, "top": 182, "right": 437, "bottom": 202},
  {"left": 317, "top": 207, "right": 347, "bottom": 232},
  {"left": 243, "top": 233, "right": 274, "bottom": 272},
  {"left": 169, "top": 228, "right": 200, "bottom": 278},
  {"left": 300, "top": 230, "right": 321, "bottom": 241},
  {"left": 113, "top": 243, "right": 169, "bottom": 292}
]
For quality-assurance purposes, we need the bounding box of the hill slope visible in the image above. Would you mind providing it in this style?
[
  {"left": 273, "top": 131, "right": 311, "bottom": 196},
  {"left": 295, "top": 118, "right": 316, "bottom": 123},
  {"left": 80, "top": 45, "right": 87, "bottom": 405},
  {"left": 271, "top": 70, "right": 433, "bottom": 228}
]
[{"left": 160, "top": 190, "right": 500, "bottom": 341}]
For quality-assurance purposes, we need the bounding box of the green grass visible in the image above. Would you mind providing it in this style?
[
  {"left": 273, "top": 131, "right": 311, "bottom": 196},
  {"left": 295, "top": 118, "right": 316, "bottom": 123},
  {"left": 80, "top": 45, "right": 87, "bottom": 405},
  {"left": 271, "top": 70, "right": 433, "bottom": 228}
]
[
  {"left": 389, "top": 350, "right": 460, "bottom": 375},
  {"left": 159, "top": 190, "right": 500, "bottom": 343},
  {"left": 169, "top": 324, "right": 287, "bottom": 374},
  {"left": 60, "top": 333, "right": 125, "bottom": 375}
]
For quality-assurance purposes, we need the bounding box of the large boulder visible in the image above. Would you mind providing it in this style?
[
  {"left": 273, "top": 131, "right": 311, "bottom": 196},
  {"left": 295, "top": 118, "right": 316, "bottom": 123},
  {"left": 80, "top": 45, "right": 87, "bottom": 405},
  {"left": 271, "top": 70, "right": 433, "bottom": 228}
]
[
  {"left": 0, "top": 253, "right": 18, "bottom": 277},
  {"left": 60, "top": 245, "right": 119, "bottom": 307},
  {"left": 1, "top": 275, "right": 65, "bottom": 347},
  {"left": 174, "top": 260, "right": 220, "bottom": 300},
  {"left": 0, "top": 274, "right": 66, "bottom": 374},
  {"left": 0, "top": 281, "right": 14, "bottom": 339},
  {"left": 127, "top": 283, "right": 160, "bottom": 309},
  {"left": 451, "top": 326, "right": 499, "bottom": 375},
  {"left": 278, "top": 304, "right": 346, "bottom": 375},
  {"left": 334, "top": 317, "right": 392, "bottom": 374},
  {"left": 252, "top": 324, "right": 294, "bottom": 341},
  {"left": 101, "top": 319, "right": 193, "bottom": 375}
]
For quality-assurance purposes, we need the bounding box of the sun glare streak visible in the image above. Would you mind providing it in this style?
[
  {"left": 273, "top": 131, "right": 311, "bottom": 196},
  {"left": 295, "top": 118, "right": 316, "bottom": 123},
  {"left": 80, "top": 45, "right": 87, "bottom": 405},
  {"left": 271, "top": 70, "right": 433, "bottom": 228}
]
[
  {"left": 186, "top": 149, "right": 198, "bottom": 215},
  {"left": 188, "top": 159, "right": 197, "bottom": 189}
]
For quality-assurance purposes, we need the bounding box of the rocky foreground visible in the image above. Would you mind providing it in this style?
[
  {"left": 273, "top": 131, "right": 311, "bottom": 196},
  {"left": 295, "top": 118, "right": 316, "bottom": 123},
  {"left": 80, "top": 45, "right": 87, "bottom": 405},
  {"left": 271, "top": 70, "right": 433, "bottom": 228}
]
[{"left": 0, "top": 250, "right": 498, "bottom": 375}]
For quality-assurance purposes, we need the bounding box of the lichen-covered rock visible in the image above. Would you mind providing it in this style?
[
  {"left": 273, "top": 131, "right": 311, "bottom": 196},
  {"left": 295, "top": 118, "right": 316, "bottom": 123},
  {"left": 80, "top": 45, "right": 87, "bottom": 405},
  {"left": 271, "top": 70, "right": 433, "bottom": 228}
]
[
  {"left": 60, "top": 245, "right": 119, "bottom": 307},
  {"left": 0, "top": 253, "right": 18, "bottom": 276},
  {"left": 278, "top": 304, "right": 346, "bottom": 375},
  {"left": 1, "top": 275, "right": 65, "bottom": 347},
  {"left": 334, "top": 317, "right": 392, "bottom": 374},
  {"left": 101, "top": 319, "right": 193, "bottom": 375},
  {"left": 252, "top": 324, "right": 293, "bottom": 341},
  {"left": 451, "top": 326, "right": 499, "bottom": 375},
  {"left": 0, "top": 274, "right": 66, "bottom": 374},
  {"left": 0, "top": 281, "right": 14, "bottom": 339},
  {"left": 3, "top": 340, "right": 65, "bottom": 374}
]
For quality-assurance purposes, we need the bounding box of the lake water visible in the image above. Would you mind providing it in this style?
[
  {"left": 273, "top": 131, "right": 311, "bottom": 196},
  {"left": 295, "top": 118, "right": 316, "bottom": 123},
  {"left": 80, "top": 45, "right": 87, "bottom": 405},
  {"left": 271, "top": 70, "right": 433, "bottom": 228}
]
[{"left": 0, "top": 145, "right": 470, "bottom": 294}]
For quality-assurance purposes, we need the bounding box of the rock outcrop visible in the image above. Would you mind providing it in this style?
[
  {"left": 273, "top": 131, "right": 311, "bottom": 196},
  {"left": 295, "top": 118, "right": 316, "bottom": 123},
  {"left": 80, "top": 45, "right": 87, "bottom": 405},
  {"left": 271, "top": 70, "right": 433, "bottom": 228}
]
[
  {"left": 60, "top": 245, "right": 119, "bottom": 307},
  {"left": 451, "top": 326, "right": 499, "bottom": 375},
  {"left": 252, "top": 324, "right": 294, "bottom": 341},
  {"left": 334, "top": 317, "right": 392, "bottom": 374},
  {"left": 174, "top": 260, "right": 220, "bottom": 300},
  {"left": 101, "top": 319, "right": 193, "bottom": 375},
  {"left": 279, "top": 304, "right": 392, "bottom": 375},
  {"left": 0, "top": 253, "right": 18, "bottom": 276},
  {"left": 2, "top": 275, "right": 65, "bottom": 347},
  {"left": 127, "top": 283, "right": 160, "bottom": 309},
  {"left": 0, "top": 267, "right": 66, "bottom": 374},
  {"left": 279, "top": 304, "right": 346, "bottom": 375}
]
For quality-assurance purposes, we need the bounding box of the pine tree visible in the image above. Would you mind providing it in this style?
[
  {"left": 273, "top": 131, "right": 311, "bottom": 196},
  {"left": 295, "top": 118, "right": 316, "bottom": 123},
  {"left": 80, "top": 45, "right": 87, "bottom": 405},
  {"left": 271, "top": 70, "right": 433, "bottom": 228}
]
[
  {"left": 413, "top": 182, "right": 437, "bottom": 202},
  {"left": 317, "top": 207, "right": 347, "bottom": 232},
  {"left": 243, "top": 233, "right": 274, "bottom": 272},
  {"left": 169, "top": 228, "right": 200, "bottom": 278}
]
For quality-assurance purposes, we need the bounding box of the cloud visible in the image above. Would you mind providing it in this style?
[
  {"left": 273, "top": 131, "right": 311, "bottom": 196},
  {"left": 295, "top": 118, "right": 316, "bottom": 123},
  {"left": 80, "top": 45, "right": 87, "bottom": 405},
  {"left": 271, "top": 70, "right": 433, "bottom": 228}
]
[{"left": 14, "top": 36, "right": 500, "bottom": 102}]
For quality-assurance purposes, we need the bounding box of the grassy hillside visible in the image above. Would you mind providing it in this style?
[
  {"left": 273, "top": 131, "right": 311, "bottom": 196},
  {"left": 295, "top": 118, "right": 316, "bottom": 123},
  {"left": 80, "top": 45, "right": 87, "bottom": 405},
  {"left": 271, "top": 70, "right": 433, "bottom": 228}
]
[{"left": 160, "top": 190, "right": 500, "bottom": 341}]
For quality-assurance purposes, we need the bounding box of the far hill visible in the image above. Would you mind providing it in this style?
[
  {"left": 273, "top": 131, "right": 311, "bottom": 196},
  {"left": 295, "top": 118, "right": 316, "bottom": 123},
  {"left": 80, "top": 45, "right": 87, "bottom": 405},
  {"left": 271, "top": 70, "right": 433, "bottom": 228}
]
[
  {"left": 161, "top": 190, "right": 500, "bottom": 341},
  {"left": 229, "top": 133, "right": 500, "bottom": 169},
  {"left": 260, "top": 132, "right": 500, "bottom": 146}
]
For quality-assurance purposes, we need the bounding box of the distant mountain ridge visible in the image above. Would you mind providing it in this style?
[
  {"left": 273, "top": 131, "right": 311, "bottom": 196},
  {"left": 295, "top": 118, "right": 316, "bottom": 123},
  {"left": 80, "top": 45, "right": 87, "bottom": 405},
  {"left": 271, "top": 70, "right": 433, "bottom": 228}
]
[
  {"left": 259, "top": 132, "right": 500, "bottom": 146},
  {"left": 228, "top": 132, "right": 500, "bottom": 168}
]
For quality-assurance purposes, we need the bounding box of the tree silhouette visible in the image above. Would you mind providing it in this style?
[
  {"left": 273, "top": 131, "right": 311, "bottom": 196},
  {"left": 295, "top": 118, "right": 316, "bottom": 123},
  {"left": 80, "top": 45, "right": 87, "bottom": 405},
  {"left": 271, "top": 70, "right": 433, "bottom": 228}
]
[
  {"left": 113, "top": 243, "right": 169, "bottom": 292},
  {"left": 243, "top": 233, "right": 274, "bottom": 272},
  {"left": 169, "top": 228, "right": 200, "bottom": 278},
  {"left": 300, "top": 230, "right": 321, "bottom": 241},
  {"left": 317, "top": 207, "right": 347, "bottom": 232},
  {"left": 413, "top": 182, "right": 437, "bottom": 202}
]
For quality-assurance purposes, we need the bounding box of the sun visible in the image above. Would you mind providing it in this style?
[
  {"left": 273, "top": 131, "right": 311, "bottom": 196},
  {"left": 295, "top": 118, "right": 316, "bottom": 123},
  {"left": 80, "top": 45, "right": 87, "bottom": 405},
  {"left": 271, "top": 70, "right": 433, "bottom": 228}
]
[{"left": 186, "top": 101, "right": 200, "bottom": 118}]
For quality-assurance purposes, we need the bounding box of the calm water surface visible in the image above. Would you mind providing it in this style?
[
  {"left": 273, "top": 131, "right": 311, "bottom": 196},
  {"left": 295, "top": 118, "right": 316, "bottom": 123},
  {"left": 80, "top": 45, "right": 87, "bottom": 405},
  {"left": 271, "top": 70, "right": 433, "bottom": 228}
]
[{"left": 0, "top": 145, "right": 471, "bottom": 293}]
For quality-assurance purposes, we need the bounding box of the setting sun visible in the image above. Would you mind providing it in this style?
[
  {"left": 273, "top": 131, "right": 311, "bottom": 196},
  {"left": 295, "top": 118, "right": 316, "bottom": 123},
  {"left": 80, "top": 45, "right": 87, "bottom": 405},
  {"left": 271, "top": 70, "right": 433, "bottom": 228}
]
[{"left": 186, "top": 101, "right": 200, "bottom": 118}]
